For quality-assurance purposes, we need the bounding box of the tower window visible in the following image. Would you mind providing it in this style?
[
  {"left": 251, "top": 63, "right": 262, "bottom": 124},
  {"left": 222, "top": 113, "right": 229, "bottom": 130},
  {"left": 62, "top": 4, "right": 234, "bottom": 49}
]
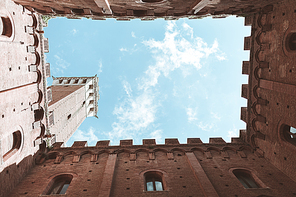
[
  {"left": 67, "top": 114, "right": 71, "bottom": 119},
  {"left": 281, "top": 124, "right": 296, "bottom": 146},
  {"left": 287, "top": 33, "right": 296, "bottom": 51},
  {"left": 82, "top": 79, "right": 87, "bottom": 83},
  {"left": 233, "top": 169, "right": 260, "bottom": 188},
  {"left": 65, "top": 79, "right": 71, "bottom": 84},
  {"left": 74, "top": 79, "right": 79, "bottom": 84},
  {"left": 34, "top": 107, "right": 44, "bottom": 121},
  {"left": 3, "top": 131, "right": 22, "bottom": 161},
  {"left": 89, "top": 85, "right": 93, "bottom": 89},
  {"left": 44, "top": 174, "right": 73, "bottom": 195},
  {"left": 0, "top": 16, "right": 12, "bottom": 37},
  {"left": 59, "top": 80, "right": 63, "bottom": 84},
  {"left": 144, "top": 171, "right": 164, "bottom": 191}
]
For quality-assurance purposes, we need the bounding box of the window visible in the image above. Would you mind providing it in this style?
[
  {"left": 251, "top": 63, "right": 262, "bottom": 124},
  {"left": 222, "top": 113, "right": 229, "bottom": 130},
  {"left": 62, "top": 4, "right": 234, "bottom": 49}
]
[
  {"left": 0, "top": 16, "right": 12, "bottom": 37},
  {"left": 45, "top": 174, "right": 73, "bottom": 195},
  {"left": 281, "top": 124, "right": 296, "bottom": 145},
  {"left": 144, "top": 171, "right": 164, "bottom": 191},
  {"left": 233, "top": 169, "right": 259, "bottom": 188},
  {"left": 3, "top": 131, "right": 21, "bottom": 161},
  {"left": 287, "top": 33, "right": 296, "bottom": 51},
  {"left": 74, "top": 79, "right": 79, "bottom": 84},
  {"left": 82, "top": 79, "right": 87, "bottom": 83},
  {"left": 67, "top": 114, "right": 71, "bottom": 120},
  {"left": 34, "top": 107, "right": 44, "bottom": 121}
]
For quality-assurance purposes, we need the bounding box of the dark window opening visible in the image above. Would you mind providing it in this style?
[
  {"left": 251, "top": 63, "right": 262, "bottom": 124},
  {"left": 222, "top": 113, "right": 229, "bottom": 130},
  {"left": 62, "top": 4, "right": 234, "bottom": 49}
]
[
  {"left": 3, "top": 131, "right": 22, "bottom": 161},
  {"left": 74, "top": 79, "right": 79, "bottom": 84},
  {"left": 133, "top": 10, "right": 147, "bottom": 17},
  {"left": 67, "top": 114, "right": 71, "bottom": 120},
  {"left": 89, "top": 93, "right": 94, "bottom": 97},
  {"left": 82, "top": 101, "right": 85, "bottom": 105},
  {"left": 145, "top": 171, "right": 164, "bottom": 191},
  {"left": 1, "top": 17, "right": 12, "bottom": 37},
  {"left": 72, "top": 9, "right": 84, "bottom": 15},
  {"left": 59, "top": 80, "right": 63, "bottom": 84},
  {"left": 82, "top": 79, "right": 87, "bottom": 83},
  {"left": 282, "top": 124, "right": 296, "bottom": 145},
  {"left": 233, "top": 169, "right": 260, "bottom": 188},
  {"left": 89, "top": 107, "right": 94, "bottom": 112},
  {"left": 89, "top": 85, "right": 93, "bottom": 89},
  {"left": 65, "top": 79, "right": 71, "bottom": 84},
  {"left": 89, "top": 100, "right": 94, "bottom": 104},
  {"left": 34, "top": 107, "right": 44, "bottom": 121},
  {"left": 45, "top": 174, "right": 73, "bottom": 195},
  {"left": 287, "top": 33, "right": 296, "bottom": 51}
]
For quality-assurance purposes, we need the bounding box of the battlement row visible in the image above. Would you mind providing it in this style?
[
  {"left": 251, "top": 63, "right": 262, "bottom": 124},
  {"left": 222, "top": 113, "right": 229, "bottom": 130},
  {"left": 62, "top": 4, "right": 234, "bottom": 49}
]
[{"left": 53, "top": 133, "right": 246, "bottom": 149}]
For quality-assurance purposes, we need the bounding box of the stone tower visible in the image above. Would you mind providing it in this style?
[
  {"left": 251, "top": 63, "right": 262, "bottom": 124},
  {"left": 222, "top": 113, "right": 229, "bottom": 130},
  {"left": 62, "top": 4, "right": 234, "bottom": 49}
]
[{"left": 47, "top": 76, "right": 99, "bottom": 144}]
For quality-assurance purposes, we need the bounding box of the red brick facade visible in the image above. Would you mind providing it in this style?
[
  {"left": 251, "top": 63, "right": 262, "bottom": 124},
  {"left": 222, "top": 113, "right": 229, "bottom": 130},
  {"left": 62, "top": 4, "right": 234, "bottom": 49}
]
[
  {"left": 2, "top": 0, "right": 296, "bottom": 196},
  {"left": 8, "top": 138, "right": 296, "bottom": 197}
]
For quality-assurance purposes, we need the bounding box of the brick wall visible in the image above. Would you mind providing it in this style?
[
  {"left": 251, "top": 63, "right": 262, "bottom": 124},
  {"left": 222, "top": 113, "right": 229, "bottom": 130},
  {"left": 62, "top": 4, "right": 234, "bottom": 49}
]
[{"left": 8, "top": 138, "right": 296, "bottom": 196}]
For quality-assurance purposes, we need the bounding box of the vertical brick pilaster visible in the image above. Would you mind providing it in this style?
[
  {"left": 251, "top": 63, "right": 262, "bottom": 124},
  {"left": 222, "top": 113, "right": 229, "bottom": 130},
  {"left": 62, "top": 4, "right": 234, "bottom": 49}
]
[
  {"left": 98, "top": 154, "right": 117, "bottom": 197},
  {"left": 186, "top": 152, "right": 219, "bottom": 197}
]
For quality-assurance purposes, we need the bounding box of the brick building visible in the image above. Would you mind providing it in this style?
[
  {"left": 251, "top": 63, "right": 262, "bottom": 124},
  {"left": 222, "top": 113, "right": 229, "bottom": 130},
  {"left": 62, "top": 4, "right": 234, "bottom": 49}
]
[{"left": 1, "top": 0, "right": 296, "bottom": 196}]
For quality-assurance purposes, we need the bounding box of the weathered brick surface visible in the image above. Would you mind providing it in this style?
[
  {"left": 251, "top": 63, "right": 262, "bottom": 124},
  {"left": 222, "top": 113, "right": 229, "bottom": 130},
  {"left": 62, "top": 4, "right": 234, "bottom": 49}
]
[
  {"left": 12, "top": 0, "right": 281, "bottom": 20},
  {"left": 242, "top": 0, "right": 296, "bottom": 183},
  {"left": 9, "top": 140, "right": 296, "bottom": 197}
]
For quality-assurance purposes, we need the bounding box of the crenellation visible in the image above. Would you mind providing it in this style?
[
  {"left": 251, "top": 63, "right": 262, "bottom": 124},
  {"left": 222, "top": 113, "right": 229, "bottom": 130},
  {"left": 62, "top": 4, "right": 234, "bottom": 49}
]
[
  {"left": 209, "top": 137, "right": 226, "bottom": 144},
  {"left": 71, "top": 141, "right": 88, "bottom": 147},
  {"left": 165, "top": 138, "right": 180, "bottom": 145}
]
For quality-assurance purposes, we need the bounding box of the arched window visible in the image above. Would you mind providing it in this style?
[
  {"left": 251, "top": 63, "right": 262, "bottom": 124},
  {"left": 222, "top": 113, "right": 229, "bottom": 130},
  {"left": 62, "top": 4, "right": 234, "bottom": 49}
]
[
  {"left": 45, "top": 174, "right": 73, "bottom": 195},
  {"left": 144, "top": 171, "right": 164, "bottom": 191},
  {"left": 233, "top": 169, "right": 259, "bottom": 188},
  {"left": 0, "top": 16, "right": 12, "bottom": 37},
  {"left": 287, "top": 33, "right": 296, "bottom": 51},
  {"left": 3, "top": 131, "right": 22, "bottom": 161},
  {"left": 281, "top": 124, "right": 296, "bottom": 145}
]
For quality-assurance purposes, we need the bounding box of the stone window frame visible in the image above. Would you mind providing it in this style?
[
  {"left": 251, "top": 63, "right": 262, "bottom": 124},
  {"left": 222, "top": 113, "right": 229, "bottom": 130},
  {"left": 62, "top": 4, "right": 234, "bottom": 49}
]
[
  {"left": 140, "top": 169, "right": 168, "bottom": 192},
  {"left": 3, "top": 130, "right": 22, "bottom": 162},
  {"left": 43, "top": 174, "right": 73, "bottom": 195},
  {"left": 285, "top": 32, "right": 296, "bottom": 52},
  {"left": 0, "top": 11, "right": 14, "bottom": 42},
  {"left": 279, "top": 124, "right": 296, "bottom": 147},
  {"left": 229, "top": 168, "right": 267, "bottom": 189}
]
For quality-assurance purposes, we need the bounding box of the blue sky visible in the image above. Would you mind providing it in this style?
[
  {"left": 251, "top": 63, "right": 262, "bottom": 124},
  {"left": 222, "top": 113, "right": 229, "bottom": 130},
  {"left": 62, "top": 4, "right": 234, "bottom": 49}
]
[{"left": 44, "top": 16, "right": 250, "bottom": 146}]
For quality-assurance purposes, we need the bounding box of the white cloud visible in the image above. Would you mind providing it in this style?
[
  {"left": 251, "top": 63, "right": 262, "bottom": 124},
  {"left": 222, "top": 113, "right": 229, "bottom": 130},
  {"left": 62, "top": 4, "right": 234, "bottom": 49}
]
[
  {"left": 150, "top": 130, "right": 163, "bottom": 143},
  {"left": 97, "top": 61, "right": 103, "bottom": 74},
  {"left": 227, "top": 125, "right": 239, "bottom": 141},
  {"left": 140, "top": 21, "right": 220, "bottom": 90},
  {"left": 186, "top": 107, "right": 198, "bottom": 122},
  {"left": 122, "top": 80, "right": 132, "bottom": 97},
  {"left": 198, "top": 122, "right": 214, "bottom": 131},
  {"left": 71, "top": 127, "right": 99, "bottom": 145},
  {"left": 211, "top": 112, "right": 221, "bottom": 121},
  {"left": 131, "top": 31, "right": 136, "bottom": 38},
  {"left": 119, "top": 47, "right": 128, "bottom": 52},
  {"left": 108, "top": 21, "right": 226, "bottom": 143},
  {"left": 216, "top": 54, "right": 226, "bottom": 61},
  {"left": 107, "top": 89, "right": 158, "bottom": 141},
  {"left": 72, "top": 29, "right": 77, "bottom": 35},
  {"left": 182, "top": 22, "right": 193, "bottom": 38},
  {"left": 53, "top": 54, "right": 70, "bottom": 74}
]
